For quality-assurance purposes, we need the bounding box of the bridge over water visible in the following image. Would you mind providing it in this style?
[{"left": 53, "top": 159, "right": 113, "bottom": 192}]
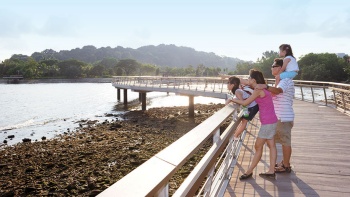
[{"left": 99, "top": 76, "right": 350, "bottom": 197}]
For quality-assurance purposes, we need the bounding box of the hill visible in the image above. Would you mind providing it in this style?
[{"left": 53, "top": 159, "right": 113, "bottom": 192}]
[{"left": 29, "top": 44, "right": 243, "bottom": 70}]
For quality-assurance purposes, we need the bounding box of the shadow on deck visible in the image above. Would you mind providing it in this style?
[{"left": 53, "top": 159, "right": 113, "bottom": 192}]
[{"left": 225, "top": 99, "right": 350, "bottom": 197}]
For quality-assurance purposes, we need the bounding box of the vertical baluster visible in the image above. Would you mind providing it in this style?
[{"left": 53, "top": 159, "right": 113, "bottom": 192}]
[
  {"left": 311, "top": 87, "right": 315, "bottom": 103},
  {"left": 323, "top": 87, "right": 327, "bottom": 106},
  {"left": 300, "top": 86, "right": 304, "bottom": 101},
  {"left": 342, "top": 92, "right": 346, "bottom": 113},
  {"left": 155, "top": 184, "right": 169, "bottom": 197},
  {"left": 333, "top": 89, "right": 337, "bottom": 108}
]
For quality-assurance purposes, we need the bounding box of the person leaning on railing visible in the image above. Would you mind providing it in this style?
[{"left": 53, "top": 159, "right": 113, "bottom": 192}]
[
  {"left": 256, "top": 58, "right": 295, "bottom": 173},
  {"left": 228, "top": 69, "right": 278, "bottom": 180}
]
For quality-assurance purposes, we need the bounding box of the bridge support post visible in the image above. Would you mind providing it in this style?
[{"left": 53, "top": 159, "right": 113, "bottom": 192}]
[
  {"left": 117, "top": 88, "right": 120, "bottom": 101},
  {"left": 139, "top": 93, "right": 142, "bottom": 102},
  {"left": 123, "top": 89, "right": 128, "bottom": 109},
  {"left": 189, "top": 95, "right": 194, "bottom": 118},
  {"left": 141, "top": 92, "right": 147, "bottom": 111}
]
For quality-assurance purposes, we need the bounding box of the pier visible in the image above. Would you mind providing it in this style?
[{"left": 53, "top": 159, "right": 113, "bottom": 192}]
[
  {"left": 2, "top": 75, "right": 24, "bottom": 84},
  {"left": 102, "top": 76, "right": 350, "bottom": 196}
]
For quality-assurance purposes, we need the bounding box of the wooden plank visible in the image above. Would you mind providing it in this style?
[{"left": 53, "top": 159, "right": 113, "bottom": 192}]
[{"left": 225, "top": 99, "right": 350, "bottom": 196}]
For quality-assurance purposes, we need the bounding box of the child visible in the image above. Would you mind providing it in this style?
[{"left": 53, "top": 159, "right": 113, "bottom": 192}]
[
  {"left": 229, "top": 69, "right": 278, "bottom": 180},
  {"left": 226, "top": 76, "right": 259, "bottom": 140},
  {"left": 275, "top": 44, "right": 299, "bottom": 86}
]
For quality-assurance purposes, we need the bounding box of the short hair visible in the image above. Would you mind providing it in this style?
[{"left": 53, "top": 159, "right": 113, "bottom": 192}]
[{"left": 274, "top": 58, "right": 283, "bottom": 67}]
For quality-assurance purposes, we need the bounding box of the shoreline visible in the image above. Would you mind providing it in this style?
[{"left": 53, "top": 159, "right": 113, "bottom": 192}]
[{"left": 0, "top": 103, "right": 227, "bottom": 196}]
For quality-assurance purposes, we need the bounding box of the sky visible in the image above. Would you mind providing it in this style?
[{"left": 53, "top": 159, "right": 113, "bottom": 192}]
[{"left": 1, "top": 0, "right": 349, "bottom": 62}]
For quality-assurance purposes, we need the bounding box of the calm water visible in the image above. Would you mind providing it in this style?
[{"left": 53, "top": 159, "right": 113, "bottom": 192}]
[{"left": 0, "top": 83, "right": 224, "bottom": 146}]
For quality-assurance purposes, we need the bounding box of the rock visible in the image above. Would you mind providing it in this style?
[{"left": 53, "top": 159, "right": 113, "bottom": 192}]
[
  {"left": 89, "top": 190, "right": 102, "bottom": 197},
  {"left": 22, "top": 138, "right": 31, "bottom": 143},
  {"left": 3, "top": 140, "right": 7, "bottom": 143},
  {"left": 8, "top": 135, "right": 15, "bottom": 139},
  {"left": 41, "top": 136, "right": 46, "bottom": 140}
]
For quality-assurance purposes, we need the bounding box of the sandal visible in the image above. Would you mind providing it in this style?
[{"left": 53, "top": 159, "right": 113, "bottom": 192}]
[
  {"left": 275, "top": 164, "right": 292, "bottom": 173},
  {"left": 275, "top": 160, "right": 283, "bottom": 168},
  {"left": 259, "top": 172, "right": 276, "bottom": 179},
  {"left": 239, "top": 173, "right": 253, "bottom": 180}
]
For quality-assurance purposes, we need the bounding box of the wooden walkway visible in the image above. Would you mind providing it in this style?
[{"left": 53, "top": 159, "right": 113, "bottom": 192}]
[{"left": 225, "top": 100, "right": 350, "bottom": 197}]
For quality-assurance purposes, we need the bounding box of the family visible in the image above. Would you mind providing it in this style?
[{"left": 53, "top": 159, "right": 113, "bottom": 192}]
[{"left": 224, "top": 44, "right": 298, "bottom": 180}]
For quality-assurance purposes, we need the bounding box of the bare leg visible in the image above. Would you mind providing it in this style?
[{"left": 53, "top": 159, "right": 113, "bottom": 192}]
[
  {"left": 234, "top": 119, "right": 248, "bottom": 138},
  {"left": 266, "top": 138, "right": 277, "bottom": 173},
  {"left": 282, "top": 145, "right": 292, "bottom": 167},
  {"left": 245, "top": 138, "right": 266, "bottom": 174}
]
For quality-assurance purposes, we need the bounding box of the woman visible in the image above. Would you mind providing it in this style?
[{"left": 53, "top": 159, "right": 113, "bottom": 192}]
[{"left": 228, "top": 69, "right": 278, "bottom": 179}]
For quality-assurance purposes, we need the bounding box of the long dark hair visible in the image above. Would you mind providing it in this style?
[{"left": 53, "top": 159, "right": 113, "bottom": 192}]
[
  {"left": 279, "top": 44, "right": 295, "bottom": 58},
  {"left": 249, "top": 69, "right": 266, "bottom": 84},
  {"left": 228, "top": 76, "right": 240, "bottom": 94}
]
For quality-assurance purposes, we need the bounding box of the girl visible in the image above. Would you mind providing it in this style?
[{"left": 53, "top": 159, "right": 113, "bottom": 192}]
[
  {"left": 226, "top": 76, "right": 259, "bottom": 139},
  {"left": 229, "top": 69, "right": 278, "bottom": 180},
  {"left": 275, "top": 44, "right": 299, "bottom": 86}
]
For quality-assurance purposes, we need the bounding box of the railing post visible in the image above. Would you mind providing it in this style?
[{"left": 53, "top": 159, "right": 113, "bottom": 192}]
[
  {"left": 333, "top": 90, "right": 337, "bottom": 108},
  {"left": 342, "top": 92, "right": 346, "bottom": 113},
  {"left": 155, "top": 184, "right": 169, "bottom": 197},
  {"left": 323, "top": 87, "right": 328, "bottom": 106},
  {"left": 300, "top": 86, "right": 304, "bottom": 101},
  {"left": 311, "top": 87, "right": 315, "bottom": 103}
]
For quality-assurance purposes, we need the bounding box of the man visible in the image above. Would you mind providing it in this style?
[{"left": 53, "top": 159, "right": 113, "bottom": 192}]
[{"left": 257, "top": 58, "right": 295, "bottom": 173}]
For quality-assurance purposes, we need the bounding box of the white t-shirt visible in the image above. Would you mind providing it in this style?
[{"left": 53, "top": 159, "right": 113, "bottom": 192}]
[
  {"left": 235, "top": 89, "right": 257, "bottom": 108},
  {"left": 272, "top": 78, "right": 295, "bottom": 122},
  {"left": 285, "top": 56, "right": 299, "bottom": 72}
]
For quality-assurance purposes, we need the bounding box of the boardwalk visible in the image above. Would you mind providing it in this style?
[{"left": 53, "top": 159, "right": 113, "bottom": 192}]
[{"left": 225, "top": 100, "right": 350, "bottom": 197}]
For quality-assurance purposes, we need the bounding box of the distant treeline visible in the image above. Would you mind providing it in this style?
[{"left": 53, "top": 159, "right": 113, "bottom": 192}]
[
  {"left": 232, "top": 51, "right": 350, "bottom": 83},
  {"left": 1, "top": 45, "right": 349, "bottom": 83},
  {"left": 0, "top": 44, "right": 243, "bottom": 79}
]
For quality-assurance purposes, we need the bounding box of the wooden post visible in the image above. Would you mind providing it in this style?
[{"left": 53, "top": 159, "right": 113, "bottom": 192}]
[
  {"left": 117, "top": 88, "right": 120, "bottom": 101},
  {"left": 141, "top": 92, "right": 146, "bottom": 111},
  {"left": 139, "top": 93, "right": 142, "bottom": 102},
  {"left": 189, "top": 95, "right": 194, "bottom": 119},
  {"left": 311, "top": 87, "right": 315, "bottom": 103},
  {"left": 123, "top": 89, "right": 128, "bottom": 109}
]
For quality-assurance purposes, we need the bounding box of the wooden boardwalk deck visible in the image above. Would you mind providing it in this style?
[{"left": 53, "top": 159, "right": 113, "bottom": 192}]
[{"left": 225, "top": 100, "right": 350, "bottom": 197}]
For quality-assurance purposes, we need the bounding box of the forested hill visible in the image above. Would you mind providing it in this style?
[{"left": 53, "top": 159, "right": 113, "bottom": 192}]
[{"left": 29, "top": 44, "right": 243, "bottom": 69}]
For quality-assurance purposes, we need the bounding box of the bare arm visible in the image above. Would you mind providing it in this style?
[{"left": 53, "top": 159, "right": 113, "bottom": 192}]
[
  {"left": 255, "top": 84, "right": 283, "bottom": 95},
  {"left": 277, "top": 58, "right": 291, "bottom": 76},
  {"left": 219, "top": 74, "right": 249, "bottom": 85},
  {"left": 232, "top": 89, "right": 261, "bottom": 106}
]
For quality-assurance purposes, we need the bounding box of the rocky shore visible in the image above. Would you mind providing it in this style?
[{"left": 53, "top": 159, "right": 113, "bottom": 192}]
[{"left": 0, "top": 103, "right": 227, "bottom": 197}]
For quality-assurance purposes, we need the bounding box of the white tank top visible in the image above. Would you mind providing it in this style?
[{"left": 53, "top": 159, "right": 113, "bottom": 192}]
[
  {"left": 285, "top": 56, "right": 299, "bottom": 72},
  {"left": 235, "top": 89, "right": 257, "bottom": 108}
]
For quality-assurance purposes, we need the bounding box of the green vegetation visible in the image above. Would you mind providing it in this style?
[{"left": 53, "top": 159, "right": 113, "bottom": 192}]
[
  {"left": 232, "top": 51, "right": 350, "bottom": 83},
  {"left": 1, "top": 45, "right": 349, "bottom": 83}
]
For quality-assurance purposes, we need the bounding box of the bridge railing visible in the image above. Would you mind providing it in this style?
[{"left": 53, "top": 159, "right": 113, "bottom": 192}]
[
  {"left": 113, "top": 76, "right": 349, "bottom": 113},
  {"left": 266, "top": 79, "right": 350, "bottom": 114},
  {"left": 104, "top": 76, "right": 350, "bottom": 196},
  {"left": 98, "top": 103, "right": 257, "bottom": 197}
]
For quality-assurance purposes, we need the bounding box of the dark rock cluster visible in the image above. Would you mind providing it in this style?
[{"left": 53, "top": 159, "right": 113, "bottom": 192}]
[{"left": 0, "top": 103, "right": 226, "bottom": 196}]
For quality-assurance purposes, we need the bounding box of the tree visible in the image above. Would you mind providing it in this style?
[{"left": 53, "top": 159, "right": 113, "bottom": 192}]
[
  {"left": 298, "top": 53, "right": 347, "bottom": 82},
  {"left": 57, "top": 59, "right": 86, "bottom": 78}
]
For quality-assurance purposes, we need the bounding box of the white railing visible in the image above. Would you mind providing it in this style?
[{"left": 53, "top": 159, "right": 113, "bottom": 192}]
[
  {"left": 98, "top": 103, "right": 254, "bottom": 196},
  {"left": 102, "top": 76, "right": 350, "bottom": 196}
]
